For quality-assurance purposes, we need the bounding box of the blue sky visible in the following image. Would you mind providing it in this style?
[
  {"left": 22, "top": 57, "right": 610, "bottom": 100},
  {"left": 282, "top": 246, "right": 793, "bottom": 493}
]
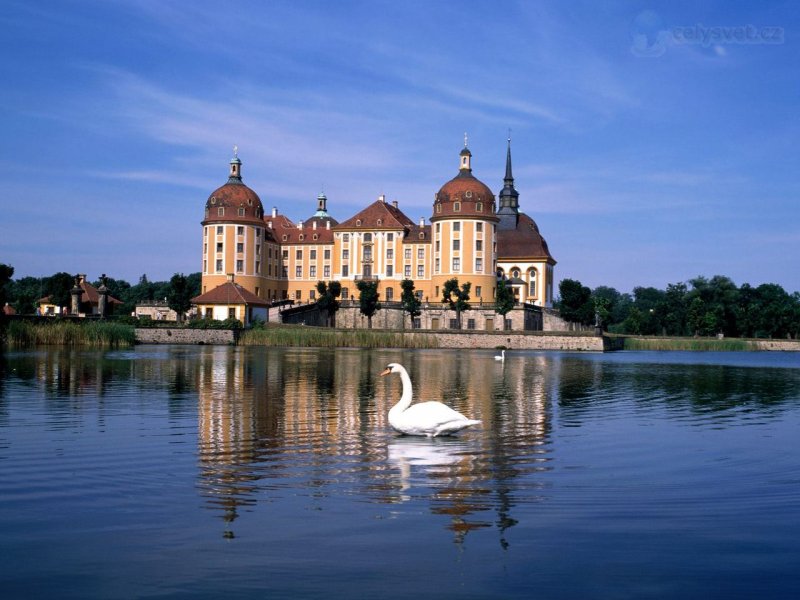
[{"left": 1, "top": 1, "right": 797, "bottom": 294}]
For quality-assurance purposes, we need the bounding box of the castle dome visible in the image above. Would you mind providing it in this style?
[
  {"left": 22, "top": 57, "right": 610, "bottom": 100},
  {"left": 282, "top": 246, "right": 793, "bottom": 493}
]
[
  {"left": 202, "top": 152, "right": 265, "bottom": 225},
  {"left": 432, "top": 144, "right": 497, "bottom": 222}
]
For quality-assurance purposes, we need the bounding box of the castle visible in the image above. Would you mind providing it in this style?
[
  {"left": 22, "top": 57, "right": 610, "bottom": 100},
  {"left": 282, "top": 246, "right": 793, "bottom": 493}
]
[{"left": 193, "top": 140, "right": 556, "bottom": 326}]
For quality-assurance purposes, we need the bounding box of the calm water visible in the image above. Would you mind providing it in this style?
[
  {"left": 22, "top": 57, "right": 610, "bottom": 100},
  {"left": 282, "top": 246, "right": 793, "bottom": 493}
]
[{"left": 1, "top": 346, "right": 799, "bottom": 599}]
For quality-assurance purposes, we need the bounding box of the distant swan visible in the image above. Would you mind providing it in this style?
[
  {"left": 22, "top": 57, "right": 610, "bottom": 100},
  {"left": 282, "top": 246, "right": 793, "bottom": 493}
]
[
  {"left": 494, "top": 349, "right": 505, "bottom": 362},
  {"left": 380, "top": 363, "right": 481, "bottom": 437}
]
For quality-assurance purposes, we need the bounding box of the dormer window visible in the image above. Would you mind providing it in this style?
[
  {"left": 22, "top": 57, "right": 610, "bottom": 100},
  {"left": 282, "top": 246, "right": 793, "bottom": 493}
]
[
  {"left": 299, "top": 234, "right": 305, "bottom": 241},
  {"left": 282, "top": 234, "right": 288, "bottom": 242},
  {"left": 419, "top": 232, "right": 424, "bottom": 240},
  {"left": 465, "top": 191, "right": 472, "bottom": 198},
  {"left": 476, "top": 202, "right": 483, "bottom": 212},
  {"left": 454, "top": 202, "right": 461, "bottom": 212},
  {"left": 218, "top": 207, "right": 224, "bottom": 216},
  {"left": 376, "top": 219, "right": 382, "bottom": 226},
  {"left": 436, "top": 204, "right": 441, "bottom": 214},
  {"left": 238, "top": 208, "right": 245, "bottom": 217},
  {"left": 356, "top": 219, "right": 362, "bottom": 227}
]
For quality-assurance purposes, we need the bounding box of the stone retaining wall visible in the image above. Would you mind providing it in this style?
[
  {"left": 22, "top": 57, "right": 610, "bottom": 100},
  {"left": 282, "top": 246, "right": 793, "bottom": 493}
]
[{"left": 135, "top": 328, "right": 238, "bottom": 345}]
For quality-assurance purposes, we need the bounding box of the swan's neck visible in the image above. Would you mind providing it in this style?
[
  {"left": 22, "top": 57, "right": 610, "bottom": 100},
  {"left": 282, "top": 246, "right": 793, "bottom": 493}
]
[{"left": 390, "top": 368, "right": 414, "bottom": 414}]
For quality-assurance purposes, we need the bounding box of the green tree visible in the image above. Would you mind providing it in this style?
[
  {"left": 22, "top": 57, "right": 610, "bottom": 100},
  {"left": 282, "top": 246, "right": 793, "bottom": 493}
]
[
  {"left": 400, "top": 279, "right": 421, "bottom": 329},
  {"left": 316, "top": 280, "right": 342, "bottom": 327},
  {"left": 356, "top": 280, "right": 380, "bottom": 329},
  {"left": 495, "top": 279, "right": 515, "bottom": 322},
  {"left": 45, "top": 272, "right": 77, "bottom": 313},
  {"left": 0, "top": 263, "right": 14, "bottom": 320},
  {"left": 442, "top": 278, "right": 471, "bottom": 329},
  {"left": 8, "top": 276, "right": 41, "bottom": 315},
  {"left": 167, "top": 273, "right": 193, "bottom": 323},
  {"left": 558, "top": 278, "right": 593, "bottom": 325}
]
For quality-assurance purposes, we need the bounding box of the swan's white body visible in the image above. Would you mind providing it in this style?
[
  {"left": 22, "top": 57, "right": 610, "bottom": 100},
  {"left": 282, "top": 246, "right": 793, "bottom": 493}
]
[
  {"left": 381, "top": 363, "right": 481, "bottom": 437},
  {"left": 494, "top": 349, "right": 505, "bottom": 362}
]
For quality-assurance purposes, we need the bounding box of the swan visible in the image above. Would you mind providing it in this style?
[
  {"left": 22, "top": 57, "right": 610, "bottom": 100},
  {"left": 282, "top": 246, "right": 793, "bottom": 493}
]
[
  {"left": 494, "top": 349, "right": 505, "bottom": 362},
  {"left": 380, "top": 363, "right": 481, "bottom": 437}
]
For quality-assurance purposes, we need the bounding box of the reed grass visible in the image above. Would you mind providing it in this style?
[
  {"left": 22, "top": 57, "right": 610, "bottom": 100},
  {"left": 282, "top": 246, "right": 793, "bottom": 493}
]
[
  {"left": 622, "top": 336, "right": 755, "bottom": 351},
  {"left": 6, "top": 320, "right": 135, "bottom": 348},
  {"left": 239, "top": 325, "right": 439, "bottom": 348}
]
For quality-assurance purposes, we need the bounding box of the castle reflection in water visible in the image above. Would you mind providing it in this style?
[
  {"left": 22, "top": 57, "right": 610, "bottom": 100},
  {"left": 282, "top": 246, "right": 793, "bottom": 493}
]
[{"left": 193, "top": 346, "right": 555, "bottom": 543}]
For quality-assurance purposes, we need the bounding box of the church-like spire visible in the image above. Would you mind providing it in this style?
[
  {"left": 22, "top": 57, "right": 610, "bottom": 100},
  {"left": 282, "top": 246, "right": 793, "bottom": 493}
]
[
  {"left": 504, "top": 135, "right": 514, "bottom": 185},
  {"left": 459, "top": 132, "right": 472, "bottom": 173},
  {"left": 498, "top": 136, "right": 519, "bottom": 213},
  {"left": 228, "top": 145, "right": 243, "bottom": 183}
]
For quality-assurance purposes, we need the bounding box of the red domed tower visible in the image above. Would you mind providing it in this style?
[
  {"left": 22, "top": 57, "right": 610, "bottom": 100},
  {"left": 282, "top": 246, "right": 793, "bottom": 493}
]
[
  {"left": 200, "top": 150, "right": 277, "bottom": 300},
  {"left": 430, "top": 138, "right": 499, "bottom": 303}
]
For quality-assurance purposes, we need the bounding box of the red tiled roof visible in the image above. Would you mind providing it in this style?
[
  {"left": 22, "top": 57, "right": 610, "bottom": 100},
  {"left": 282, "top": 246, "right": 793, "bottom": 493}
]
[
  {"left": 191, "top": 282, "right": 269, "bottom": 306},
  {"left": 402, "top": 223, "right": 432, "bottom": 244},
  {"left": 496, "top": 213, "right": 556, "bottom": 262},
  {"left": 334, "top": 199, "right": 415, "bottom": 230},
  {"left": 203, "top": 181, "right": 264, "bottom": 226},
  {"left": 276, "top": 222, "right": 335, "bottom": 245},
  {"left": 433, "top": 171, "right": 498, "bottom": 221}
]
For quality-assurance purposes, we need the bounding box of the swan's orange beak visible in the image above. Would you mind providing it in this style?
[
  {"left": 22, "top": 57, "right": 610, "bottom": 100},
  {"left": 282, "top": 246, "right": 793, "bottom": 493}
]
[{"left": 380, "top": 367, "right": 392, "bottom": 377}]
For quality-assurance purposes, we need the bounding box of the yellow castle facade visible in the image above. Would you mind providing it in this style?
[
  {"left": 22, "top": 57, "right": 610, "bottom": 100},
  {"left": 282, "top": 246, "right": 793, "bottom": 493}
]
[{"left": 196, "top": 142, "right": 556, "bottom": 319}]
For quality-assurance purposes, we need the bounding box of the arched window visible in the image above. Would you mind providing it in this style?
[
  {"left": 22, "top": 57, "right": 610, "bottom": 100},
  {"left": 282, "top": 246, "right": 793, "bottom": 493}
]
[{"left": 528, "top": 268, "right": 538, "bottom": 298}]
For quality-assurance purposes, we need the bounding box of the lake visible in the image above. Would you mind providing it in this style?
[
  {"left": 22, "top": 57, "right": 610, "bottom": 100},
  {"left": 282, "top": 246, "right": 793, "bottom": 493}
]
[{"left": 1, "top": 346, "right": 799, "bottom": 599}]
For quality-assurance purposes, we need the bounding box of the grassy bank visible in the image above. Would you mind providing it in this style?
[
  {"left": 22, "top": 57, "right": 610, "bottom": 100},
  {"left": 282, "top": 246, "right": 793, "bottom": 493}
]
[
  {"left": 6, "top": 320, "right": 135, "bottom": 348},
  {"left": 622, "top": 336, "right": 756, "bottom": 351},
  {"left": 240, "top": 325, "right": 439, "bottom": 348}
]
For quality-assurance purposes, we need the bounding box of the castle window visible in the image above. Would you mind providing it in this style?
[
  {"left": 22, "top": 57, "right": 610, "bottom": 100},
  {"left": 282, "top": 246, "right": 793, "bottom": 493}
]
[
  {"left": 238, "top": 208, "right": 245, "bottom": 217},
  {"left": 419, "top": 232, "right": 424, "bottom": 239},
  {"left": 387, "top": 233, "right": 394, "bottom": 242},
  {"left": 465, "top": 190, "right": 472, "bottom": 198},
  {"left": 217, "top": 226, "right": 223, "bottom": 235},
  {"left": 405, "top": 265, "right": 411, "bottom": 277},
  {"left": 218, "top": 207, "right": 224, "bottom": 216},
  {"left": 236, "top": 242, "right": 243, "bottom": 253},
  {"left": 476, "top": 202, "right": 483, "bottom": 212},
  {"left": 236, "top": 260, "right": 243, "bottom": 272},
  {"left": 343, "top": 233, "right": 350, "bottom": 243},
  {"left": 385, "top": 287, "right": 394, "bottom": 301},
  {"left": 453, "top": 222, "right": 461, "bottom": 232},
  {"left": 310, "top": 266, "right": 316, "bottom": 278},
  {"left": 356, "top": 219, "right": 362, "bottom": 227},
  {"left": 296, "top": 266, "right": 302, "bottom": 278},
  {"left": 299, "top": 234, "right": 305, "bottom": 241},
  {"left": 282, "top": 234, "right": 288, "bottom": 242},
  {"left": 476, "top": 240, "right": 483, "bottom": 252},
  {"left": 387, "top": 249, "right": 393, "bottom": 259},
  {"left": 237, "top": 226, "right": 244, "bottom": 235},
  {"left": 342, "top": 265, "right": 349, "bottom": 277},
  {"left": 436, "top": 204, "right": 441, "bottom": 214},
  {"left": 453, "top": 257, "right": 460, "bottom": 271},
  {"left": 405, "top": 248, "right": 411, "bottom": 260},
  {"left": 475, "top": 258, "right": 483, "bottom": 272},
  {"left": 476, "top": 222, "right": 483, "bottom": 232},
  {"left": 324, "top": 265, "right": 330, "bottom": 278},
  {"left": 313, "top": 233, "right": 318, "bottom": 240},
  {"left": 310, "top": 250, "right": 317, "bottom": 260},
  {"left": 216, "top": 259, "right": 223, "bottom": 272},
  {"left": 216, "top": 242, "right": 223, "bottom": 253},
  {"left": 377, "top": 219, "right": 382, "bottom": 226},
  {"left": 454, "top": 202, "right": 461, "bottom": 212},
  {"left": 417, "top": 248, "right": 424, "bottom": 260},
  {"left": 296, "top": 249, "right": 302, "bottom": 260},
  {"left": 210, "top": 196, "right": 217, "bottom": 204},
  {"left": 324, "top": 249, "right": 330, "bottom": 260},
  {"left": 417, "top": 265, "right": 424, "bottom": 278},
  {"left": 363, "top": 233, "right": 372, "bottom": 243},
  {"left": 453, "top": 239, "right": 460, "bottom": 251},
  {"left": 386, "top": 265, "right": 393, "bottom": 277}
]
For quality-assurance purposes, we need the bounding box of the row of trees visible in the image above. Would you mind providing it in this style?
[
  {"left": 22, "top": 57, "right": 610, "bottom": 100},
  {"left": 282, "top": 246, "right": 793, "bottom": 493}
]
[
  {"left": 557, "top": 275, "right": 800, "bottom": 339},
  {"left": 0, "top": 268, "right": 201, "bottom": 320}
]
